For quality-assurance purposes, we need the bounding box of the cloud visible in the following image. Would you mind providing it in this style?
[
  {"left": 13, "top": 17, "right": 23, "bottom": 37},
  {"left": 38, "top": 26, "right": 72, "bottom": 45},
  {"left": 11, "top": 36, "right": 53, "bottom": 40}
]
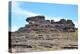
[
  {"left": 11, "top": 26, "right": 19, "bottom": 32},
  {"left": 45, "top": 16, "right": 69, "bottom": 21},
  {"left": 12, "top": 1, "right": 39, "bottom": 17},
  {"left": 73, "top": 21, "right": 78, "bottom": 28}
]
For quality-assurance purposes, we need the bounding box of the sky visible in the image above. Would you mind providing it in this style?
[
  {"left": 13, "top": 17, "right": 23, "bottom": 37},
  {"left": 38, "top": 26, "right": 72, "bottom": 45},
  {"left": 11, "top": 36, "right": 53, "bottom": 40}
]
[{"left": 10, "top": 1, "right": 78, "bottom": 32}]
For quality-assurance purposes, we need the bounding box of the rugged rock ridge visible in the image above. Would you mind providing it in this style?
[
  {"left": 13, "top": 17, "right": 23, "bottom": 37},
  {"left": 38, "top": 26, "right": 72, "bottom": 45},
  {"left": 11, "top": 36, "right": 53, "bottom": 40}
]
[
  {"left": 9, "top": 16, "right": 77, "bottom": 53},
  {"left": 17, "top": 15, "right": 75, "bottom": 32}
]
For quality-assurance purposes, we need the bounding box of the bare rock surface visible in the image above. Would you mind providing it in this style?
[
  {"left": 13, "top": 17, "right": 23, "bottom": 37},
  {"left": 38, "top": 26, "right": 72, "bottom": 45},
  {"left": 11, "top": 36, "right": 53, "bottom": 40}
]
[{"left": 9, "top": 16, "right": 78, "bottom": 53}]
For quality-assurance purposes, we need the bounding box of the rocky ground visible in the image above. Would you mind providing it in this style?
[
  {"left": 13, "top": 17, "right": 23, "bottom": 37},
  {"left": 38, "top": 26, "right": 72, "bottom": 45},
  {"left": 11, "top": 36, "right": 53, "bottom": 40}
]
[{"left": 9, "top": 29, "right": 78, "bottom": 53}]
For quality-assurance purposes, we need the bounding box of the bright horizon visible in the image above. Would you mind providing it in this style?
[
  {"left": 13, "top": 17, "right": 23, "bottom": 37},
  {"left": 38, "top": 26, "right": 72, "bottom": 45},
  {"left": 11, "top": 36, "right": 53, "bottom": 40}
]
[{"left": 10, "top": 1, "right": 78, "bottom": 32}]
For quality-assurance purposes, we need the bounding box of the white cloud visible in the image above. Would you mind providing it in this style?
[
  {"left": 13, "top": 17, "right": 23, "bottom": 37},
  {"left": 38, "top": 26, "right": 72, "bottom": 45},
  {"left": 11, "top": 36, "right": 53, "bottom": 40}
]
[
  {"left": 45, "top": 16, "right": 69, "bottom": 21},
  {"left": 73, "top": 21, "right": 78, "bottom": 28},
  {"left": 12, "top": 1, "right": 39, "bottom": 17},
  {"left": 11, "top": 26, "right": 19, "bottom": 32}
]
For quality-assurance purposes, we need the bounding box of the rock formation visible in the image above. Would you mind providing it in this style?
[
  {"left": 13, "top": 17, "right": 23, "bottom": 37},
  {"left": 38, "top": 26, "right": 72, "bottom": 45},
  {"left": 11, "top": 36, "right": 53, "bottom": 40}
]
[
  {"left": 17, "top": 15, "right": 75, "bottom": 32},
  {"left": 9, "top": 16, "right": 77, "bottom": 53}
]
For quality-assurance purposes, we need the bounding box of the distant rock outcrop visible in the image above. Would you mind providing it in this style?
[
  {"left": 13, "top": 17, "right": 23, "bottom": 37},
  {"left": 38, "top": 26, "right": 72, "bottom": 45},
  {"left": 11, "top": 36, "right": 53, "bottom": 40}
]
[{"left": 17, "top": 15, "right": 75, "bottom": 32}]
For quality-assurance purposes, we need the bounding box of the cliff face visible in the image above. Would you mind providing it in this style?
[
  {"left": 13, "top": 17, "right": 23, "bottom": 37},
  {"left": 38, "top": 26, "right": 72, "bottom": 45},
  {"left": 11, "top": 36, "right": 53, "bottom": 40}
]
[{"left": 9, "top": 16, "right": 77, "bottom": 53}]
